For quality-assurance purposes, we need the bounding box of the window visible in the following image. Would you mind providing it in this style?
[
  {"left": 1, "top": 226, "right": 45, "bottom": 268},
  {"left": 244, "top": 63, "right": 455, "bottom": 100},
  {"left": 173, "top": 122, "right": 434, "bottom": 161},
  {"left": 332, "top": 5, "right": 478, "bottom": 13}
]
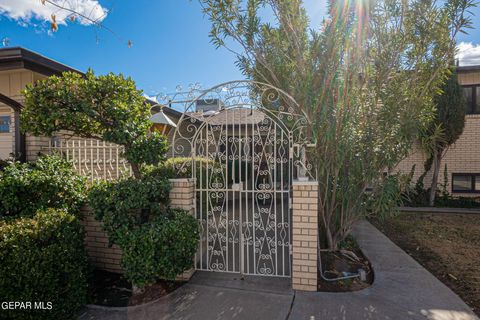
[
  {"left": 452, "top": 173, "right": 480, "bottom": 193},
  {"left": 0, "top": 116, "right": 10, "bottom": 133},
  {"left": 462, "top": 85, "right": 480, "bottom": 114}
]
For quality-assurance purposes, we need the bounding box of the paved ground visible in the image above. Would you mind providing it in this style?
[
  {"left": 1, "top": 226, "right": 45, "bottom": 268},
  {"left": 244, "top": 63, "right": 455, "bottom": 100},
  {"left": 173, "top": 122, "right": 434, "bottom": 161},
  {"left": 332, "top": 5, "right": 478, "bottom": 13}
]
[{"left": 79, "top": 221, "right": 479, "bottom": 320}]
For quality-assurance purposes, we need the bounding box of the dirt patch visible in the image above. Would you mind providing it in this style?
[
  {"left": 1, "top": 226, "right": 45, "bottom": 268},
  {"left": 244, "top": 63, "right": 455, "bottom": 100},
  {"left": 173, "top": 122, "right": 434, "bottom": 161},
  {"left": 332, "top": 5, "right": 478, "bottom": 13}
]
[
  {"left": 370, "top": 212, "right": 480, "bottom": 315},
  {"left": 318, "top": 236, "right": 374, "bottom": 292},
  {"left": 88, "top": 270, "right": 183, "bottom": 307}
]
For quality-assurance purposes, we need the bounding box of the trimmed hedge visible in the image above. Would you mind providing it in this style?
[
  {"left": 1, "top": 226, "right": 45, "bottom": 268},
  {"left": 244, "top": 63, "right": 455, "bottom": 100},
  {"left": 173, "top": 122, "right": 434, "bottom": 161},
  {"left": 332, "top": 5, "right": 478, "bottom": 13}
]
[
  {"left": 121, "top": 208, "right": 199, "bottom": 287},
  {"left": 0, "top": 208, "right": 89, "bottom": 320},
  {"left": 88, "top": 169, "right": 199, "bottom": 288},
  {"left": 0, "top": 155, "right": 86, "bottom": 218}
]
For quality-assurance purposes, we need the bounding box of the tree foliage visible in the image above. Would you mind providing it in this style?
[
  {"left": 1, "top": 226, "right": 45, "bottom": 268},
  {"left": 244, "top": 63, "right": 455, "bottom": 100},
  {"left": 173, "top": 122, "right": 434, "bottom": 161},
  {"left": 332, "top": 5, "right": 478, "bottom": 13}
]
[
  {"left": 88, "top": 171, "right": 198, "bottom": 288},
  {"left": 21, "top": 70, "right": 166, "bottom": 178},
  {"left": 200, "top": 0, "right": 476, "bottom": 249},
  {"left": 422, "top": 70, "right": 466, "bottom": 205}
]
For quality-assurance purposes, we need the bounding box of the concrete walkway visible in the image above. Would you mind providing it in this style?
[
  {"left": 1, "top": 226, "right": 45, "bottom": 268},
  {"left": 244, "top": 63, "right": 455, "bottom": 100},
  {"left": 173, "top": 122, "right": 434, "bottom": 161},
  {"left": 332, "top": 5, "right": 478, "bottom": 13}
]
[
  {"left": 290, "top": 221, "right": 479, "bottom": 320},
  {"left": 79, "top": 221, "right": 479, "bottom": 320}
]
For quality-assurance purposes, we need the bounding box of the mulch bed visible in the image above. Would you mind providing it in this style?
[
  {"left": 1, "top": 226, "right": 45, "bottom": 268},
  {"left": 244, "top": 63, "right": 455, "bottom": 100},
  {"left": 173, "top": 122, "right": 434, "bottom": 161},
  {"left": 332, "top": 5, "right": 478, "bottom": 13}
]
[
  {"left": 318, "top": 236, "right": 374, "bottom": 292},
  {"left": 370, "top": 212, "right": 480, "bottom": 316},
  {"left": 88, "top": 270, "right": 183, "bottom": 307}
]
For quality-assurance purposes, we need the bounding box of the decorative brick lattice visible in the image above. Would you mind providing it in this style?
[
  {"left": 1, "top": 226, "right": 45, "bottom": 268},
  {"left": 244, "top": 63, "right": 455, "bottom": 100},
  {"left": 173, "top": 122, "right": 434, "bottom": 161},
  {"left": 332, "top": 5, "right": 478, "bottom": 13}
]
[{"left": 291, "top": 181, "right": 318, "bottom": 291}]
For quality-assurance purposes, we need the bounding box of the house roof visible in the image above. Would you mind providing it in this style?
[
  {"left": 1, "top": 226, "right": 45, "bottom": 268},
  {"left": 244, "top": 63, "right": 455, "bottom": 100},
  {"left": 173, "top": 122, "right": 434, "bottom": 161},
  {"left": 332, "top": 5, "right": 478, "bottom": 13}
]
[
  {"left": 0, "top": 47, "right": 81, "bottom": 75},
  {"left": 188, "top": 108, "right": 266, "bottom": 126},
  {"left": 457, "top": 65, "right": 480, "bottom": 73},
  {"left": 0, "top": 46, "right": 182, "bottom": 119}
]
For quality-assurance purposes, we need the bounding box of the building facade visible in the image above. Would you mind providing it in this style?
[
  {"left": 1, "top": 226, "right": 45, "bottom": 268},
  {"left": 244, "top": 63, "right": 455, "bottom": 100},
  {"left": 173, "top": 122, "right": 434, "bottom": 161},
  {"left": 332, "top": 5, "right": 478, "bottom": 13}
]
[
  {"left": 0, "top": 47, "right": 180, "bottom": 181},
  {"left": 394, "top": 66, "right": 480, "bottom": 197}
]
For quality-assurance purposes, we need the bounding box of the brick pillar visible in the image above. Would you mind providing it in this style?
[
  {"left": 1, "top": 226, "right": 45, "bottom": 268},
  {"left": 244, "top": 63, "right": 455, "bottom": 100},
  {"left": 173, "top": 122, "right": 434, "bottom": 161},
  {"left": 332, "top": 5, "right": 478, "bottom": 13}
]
[
  {"left": 169, "top": 178, "right": 195, "bottom": 214},
  {"left": 169, "top": 178, "right": 196, "bottom": 281},
  {"left": 291, "top": 180, "right": 318, "bottom": 291}
]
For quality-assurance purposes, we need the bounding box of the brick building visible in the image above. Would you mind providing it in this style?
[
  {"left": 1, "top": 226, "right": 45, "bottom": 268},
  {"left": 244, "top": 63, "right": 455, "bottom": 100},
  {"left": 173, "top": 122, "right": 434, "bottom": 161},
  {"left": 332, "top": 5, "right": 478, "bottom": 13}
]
[{"left": 394, "top": 65, "right": 480, "bottom": 197}]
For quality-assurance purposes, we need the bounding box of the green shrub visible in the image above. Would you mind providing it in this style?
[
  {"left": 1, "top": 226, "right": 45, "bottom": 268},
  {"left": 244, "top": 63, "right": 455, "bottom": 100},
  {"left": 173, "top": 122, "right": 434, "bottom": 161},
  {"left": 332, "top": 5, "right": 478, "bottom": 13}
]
[
  {"left": 89, "top": 174, "right": 171, "bottom": 241},
  {"left": 0, "top": 158, "right": 10, "bottom": 170},
  {"left": 121, "top": 208, "right": 199, "bottom": 287},
  {"left": 435, "top": 195, "right": 480, "bottom": 208},
  {"left": 0, "top": 155, "right": 86, "bottom": 218},
  {"left": 88, "top": 171, "right": 199, "bottom": 288},
  {"left": 0, "top": 208, "right": 89, "bottom": 320},
  {"left": 365, "top": 173, "right": 409, "bottom": 219}
]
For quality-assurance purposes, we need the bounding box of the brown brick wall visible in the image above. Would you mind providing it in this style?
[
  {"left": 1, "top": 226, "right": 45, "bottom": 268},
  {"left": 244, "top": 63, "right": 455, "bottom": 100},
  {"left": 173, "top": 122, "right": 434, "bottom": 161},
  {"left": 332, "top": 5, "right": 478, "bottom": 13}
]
[{"left": 291, "top": 181, "right": 318, "bottom": 291}]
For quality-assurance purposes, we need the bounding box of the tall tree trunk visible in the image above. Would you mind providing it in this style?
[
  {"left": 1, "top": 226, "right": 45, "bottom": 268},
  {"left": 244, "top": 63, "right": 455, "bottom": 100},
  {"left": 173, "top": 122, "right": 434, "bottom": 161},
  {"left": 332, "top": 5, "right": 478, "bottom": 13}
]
[
  {"left": 131, "top": 162, "right": 142, "bottom": 179},
  {"left": 429, "top": 150, "right": 442, "bottom": 207}
]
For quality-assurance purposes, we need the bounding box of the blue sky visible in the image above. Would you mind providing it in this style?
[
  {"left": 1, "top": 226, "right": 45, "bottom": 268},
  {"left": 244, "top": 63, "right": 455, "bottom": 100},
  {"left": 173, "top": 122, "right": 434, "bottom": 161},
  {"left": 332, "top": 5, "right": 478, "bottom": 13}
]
[{"left": 0, "top": 0, "right": 479, "bottom": 97}]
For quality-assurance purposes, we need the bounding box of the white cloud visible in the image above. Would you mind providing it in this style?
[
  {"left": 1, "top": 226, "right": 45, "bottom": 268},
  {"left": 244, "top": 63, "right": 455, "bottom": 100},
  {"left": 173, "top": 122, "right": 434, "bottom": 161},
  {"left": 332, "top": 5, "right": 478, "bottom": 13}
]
[
  {"left": 143, "top": 94, "right": 158, "bottom": 103},
  {"left": 456, "top": 42, "right": 480, "bottom": 66},
  {"left": 0, "top": 0, "right": 107, "bottom": 27}
]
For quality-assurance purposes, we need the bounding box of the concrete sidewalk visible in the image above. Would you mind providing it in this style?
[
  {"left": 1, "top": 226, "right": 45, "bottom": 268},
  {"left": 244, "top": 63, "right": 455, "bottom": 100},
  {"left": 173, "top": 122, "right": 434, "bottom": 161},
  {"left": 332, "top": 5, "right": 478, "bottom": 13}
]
[
  {"left": 79, "top": 221, "right": 479, "bottom": 320},
  {"left": 290, "top": 221, "right": 479, "bottom": 320}
]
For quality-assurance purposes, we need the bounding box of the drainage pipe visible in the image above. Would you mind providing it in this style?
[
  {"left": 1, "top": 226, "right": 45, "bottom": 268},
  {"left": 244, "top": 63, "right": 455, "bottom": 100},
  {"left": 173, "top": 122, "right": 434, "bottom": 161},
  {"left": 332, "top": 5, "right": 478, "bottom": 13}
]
[{"left": 317, "top": 235, "right": 361, "bottom": 282}]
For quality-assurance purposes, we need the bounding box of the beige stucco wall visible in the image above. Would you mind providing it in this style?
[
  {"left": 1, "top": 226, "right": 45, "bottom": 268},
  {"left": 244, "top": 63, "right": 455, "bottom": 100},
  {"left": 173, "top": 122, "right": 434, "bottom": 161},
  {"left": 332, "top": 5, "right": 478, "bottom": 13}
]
[{"left": 394, "top": 70, "right": 480, "bottom": 196}]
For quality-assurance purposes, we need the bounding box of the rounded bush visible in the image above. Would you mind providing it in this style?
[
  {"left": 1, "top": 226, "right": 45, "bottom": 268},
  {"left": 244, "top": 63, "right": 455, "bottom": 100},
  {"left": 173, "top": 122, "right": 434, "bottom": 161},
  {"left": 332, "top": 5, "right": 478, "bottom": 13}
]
[
  {"left": 89, "top": 171, "right": 199, "bottom": 288},
  {"left": 0, "top": 155, "right": 86, "bottom": 218},
  {"left": 0, "top": 208, "right": 89, "bottom": 320},
  {"left": 121, "top": 208, "right": 199, "bottom": 287}
]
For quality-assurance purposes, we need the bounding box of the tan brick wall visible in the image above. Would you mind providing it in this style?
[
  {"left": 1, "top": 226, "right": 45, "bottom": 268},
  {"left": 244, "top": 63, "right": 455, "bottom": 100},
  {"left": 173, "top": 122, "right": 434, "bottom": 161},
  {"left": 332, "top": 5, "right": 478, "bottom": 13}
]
[
  {"left": 25, "top": 134, "right": 50, "bottom": 161},
  {"left": 169, "top": 178, "right": 196, "bottom": 281},
  {"left": 291, "top": 181, "right": 318, "bottom": 291},
  {"left": 169, "top": 178, "right": 195, "bottom": 214},
  {"left": 394, "top": 70, "right": 480, "bottom": 197},
  {"left": 80, "top": 205, "right": 123, "bottom": 274}
]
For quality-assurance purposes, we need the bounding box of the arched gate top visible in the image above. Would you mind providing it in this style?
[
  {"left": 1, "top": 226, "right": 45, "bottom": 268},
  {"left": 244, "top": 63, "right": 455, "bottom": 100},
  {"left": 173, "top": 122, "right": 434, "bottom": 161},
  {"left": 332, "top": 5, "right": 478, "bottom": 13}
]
[{"left": 164, "top": 80, "right": 315, "bottom": 180}]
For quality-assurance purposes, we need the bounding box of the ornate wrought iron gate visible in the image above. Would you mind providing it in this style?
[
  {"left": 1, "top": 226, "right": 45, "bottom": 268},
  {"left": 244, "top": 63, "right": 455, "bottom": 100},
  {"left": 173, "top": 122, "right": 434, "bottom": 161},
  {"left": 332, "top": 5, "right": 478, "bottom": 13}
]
[{"left": 168, "top": 81, "right": 311, "bottom": 277}]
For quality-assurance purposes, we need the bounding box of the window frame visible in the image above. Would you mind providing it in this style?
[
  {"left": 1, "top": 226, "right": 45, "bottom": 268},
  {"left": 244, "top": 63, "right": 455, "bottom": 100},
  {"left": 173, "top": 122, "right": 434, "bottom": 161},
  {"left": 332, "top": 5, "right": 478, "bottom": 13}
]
[
  {"left": 451, "top": 173, "right": 480, "bottom": 193},
  {"left": 462, "top": 84, "right": 479, "bottom": 115}
]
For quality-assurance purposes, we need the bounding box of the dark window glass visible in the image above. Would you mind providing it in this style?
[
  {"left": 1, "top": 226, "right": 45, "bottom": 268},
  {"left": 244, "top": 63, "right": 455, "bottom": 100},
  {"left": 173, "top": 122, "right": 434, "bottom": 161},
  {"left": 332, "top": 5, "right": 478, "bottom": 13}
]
[
  {"left": 463, "top": 87, "right": 473, "bottom": 114},
  {"left": 452, "top": 175, "right": 473, "bottom": 191},
  {"left": 452, "top": 174, "right": 480, "bottom": 193},
  {"left": 475, "top": 176, "right": 480, "bottom": 191},
  {"left": 476, "top": 87, "right": 480, "bottom": 114},
  {"left": 0, "top": 116, "right": 10, "bottom": 133}
]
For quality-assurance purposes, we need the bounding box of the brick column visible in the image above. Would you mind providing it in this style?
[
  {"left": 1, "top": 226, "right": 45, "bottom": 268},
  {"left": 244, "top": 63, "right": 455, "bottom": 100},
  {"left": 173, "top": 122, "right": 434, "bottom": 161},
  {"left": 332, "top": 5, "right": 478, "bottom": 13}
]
[
  {"left": 169, "top": 178, "right": 195, "bottom": 214},
  {"left": 291, "top": 180, "right": 318, "bottom": 291},
  {"left": 169, "top": 178, "right": 196, "bottom": 280}
]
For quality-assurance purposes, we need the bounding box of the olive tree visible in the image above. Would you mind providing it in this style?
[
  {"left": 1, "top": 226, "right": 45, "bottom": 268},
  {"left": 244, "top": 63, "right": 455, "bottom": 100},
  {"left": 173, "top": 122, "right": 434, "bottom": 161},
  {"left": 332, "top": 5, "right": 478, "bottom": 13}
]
[
  {"left": 200, "top": 0, "right": 475, "bottom": 249},
  {"left": 21, "top": 70, "right": 166, "bottom": 179}
]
